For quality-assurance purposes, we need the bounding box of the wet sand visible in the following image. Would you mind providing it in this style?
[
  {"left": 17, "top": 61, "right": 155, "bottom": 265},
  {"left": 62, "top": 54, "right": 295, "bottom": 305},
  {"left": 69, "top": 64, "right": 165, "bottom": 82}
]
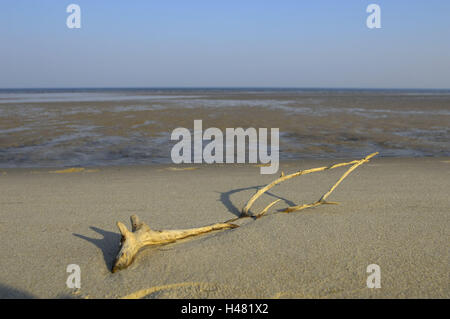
[
  {"left": 1, "top": 89, "right": 450, "bottom": 167},
  {"left": 0, "top": 157, "right": 448, "bottom": 298}
]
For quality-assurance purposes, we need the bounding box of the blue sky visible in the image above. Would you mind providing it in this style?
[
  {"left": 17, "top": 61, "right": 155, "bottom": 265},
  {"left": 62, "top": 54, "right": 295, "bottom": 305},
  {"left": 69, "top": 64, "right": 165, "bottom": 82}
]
[{"left": 0, "top": 0, "right": 449, "bottom": 88}]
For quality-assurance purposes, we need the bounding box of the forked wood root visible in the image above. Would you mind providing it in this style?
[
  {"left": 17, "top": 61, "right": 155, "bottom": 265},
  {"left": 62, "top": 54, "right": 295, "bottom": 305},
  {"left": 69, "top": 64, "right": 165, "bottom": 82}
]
[
  {"left": 112, "top": 152, "right": 378, "bottom": 272},
  {"left": 112, "top": 215, "right": 237, "bottom": 272}
]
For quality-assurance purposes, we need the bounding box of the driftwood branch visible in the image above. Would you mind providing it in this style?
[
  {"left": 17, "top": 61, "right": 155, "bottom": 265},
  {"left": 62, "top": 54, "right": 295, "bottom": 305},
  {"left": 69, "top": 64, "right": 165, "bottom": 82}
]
[
  {"left": 241, "top": 152, "right": 378, "bottom": 216},
  {"left": 283, "top": 152, "right": 378, "bottom": 213},
  {"left": 112, "top": 152, "right": 378, "bottom": 272},
  {"left": 112, "top": 215, "right": 237, "bottom": 272}
]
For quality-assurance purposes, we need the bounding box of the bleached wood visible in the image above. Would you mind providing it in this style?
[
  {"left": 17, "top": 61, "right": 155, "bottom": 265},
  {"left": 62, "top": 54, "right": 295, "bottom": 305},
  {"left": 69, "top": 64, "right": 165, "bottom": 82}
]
[
  {"left": 112, "top": 153, "right": 378, "bottom": 272},
  {"left": 240, "top": 157, "right": 374, "bottom": 217},
  {"left": 112, "top": 215, "right": 237, "bottom": 272},
  {"left": 283, "top": 152, "right": 378, "bottom": 213}
]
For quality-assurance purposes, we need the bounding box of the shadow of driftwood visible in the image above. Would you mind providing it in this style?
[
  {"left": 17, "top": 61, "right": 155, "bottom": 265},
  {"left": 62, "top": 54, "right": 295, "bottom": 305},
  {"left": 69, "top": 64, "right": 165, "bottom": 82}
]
[
  {"left": 0, "top": 283, "right": 35, "bottom": 299},
  {"left": 73, "top": 227, "right": 121, "bottom": 271},
  {"left": 219, "top": 185, "right": 296, "bottom": 217}
]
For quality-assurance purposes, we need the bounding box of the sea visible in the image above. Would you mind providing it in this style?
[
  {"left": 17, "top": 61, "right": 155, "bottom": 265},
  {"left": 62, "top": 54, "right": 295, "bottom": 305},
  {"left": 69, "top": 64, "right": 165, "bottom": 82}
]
[{"left": 0, "top": 88, "right": 449, "bottom": 168}]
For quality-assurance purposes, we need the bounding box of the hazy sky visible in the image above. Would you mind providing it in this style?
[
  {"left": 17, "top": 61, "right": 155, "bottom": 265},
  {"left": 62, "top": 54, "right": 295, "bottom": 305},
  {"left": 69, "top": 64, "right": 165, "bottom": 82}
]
[{"left": 1, "top": 0, "right": 449, "bottom": 88}]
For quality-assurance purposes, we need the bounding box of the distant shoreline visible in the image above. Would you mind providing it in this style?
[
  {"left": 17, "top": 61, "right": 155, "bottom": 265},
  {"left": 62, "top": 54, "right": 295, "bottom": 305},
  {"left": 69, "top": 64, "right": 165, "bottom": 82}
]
[{"left": 1, "top": 87, "right": 450, "bottom": 93}]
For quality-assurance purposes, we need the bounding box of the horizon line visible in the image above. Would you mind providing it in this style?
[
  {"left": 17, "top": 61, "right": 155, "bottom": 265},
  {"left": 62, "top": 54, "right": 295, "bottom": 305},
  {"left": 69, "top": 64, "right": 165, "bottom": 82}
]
[{"left": 1, "top": 86, "right": 450, "bottom": 91}]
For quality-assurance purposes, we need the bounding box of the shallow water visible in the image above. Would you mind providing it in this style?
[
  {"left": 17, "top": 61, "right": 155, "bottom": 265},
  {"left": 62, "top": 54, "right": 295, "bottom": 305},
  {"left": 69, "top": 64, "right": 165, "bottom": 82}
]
[{"left": 0, "top": 88, "right": 449, "bottom": 168}]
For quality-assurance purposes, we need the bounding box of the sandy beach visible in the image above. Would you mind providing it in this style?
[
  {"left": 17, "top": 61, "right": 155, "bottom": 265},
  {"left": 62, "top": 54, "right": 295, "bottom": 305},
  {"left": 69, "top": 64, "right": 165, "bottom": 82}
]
[{"left": 0, "top": 156, "right": 448, "bottom": 298}]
